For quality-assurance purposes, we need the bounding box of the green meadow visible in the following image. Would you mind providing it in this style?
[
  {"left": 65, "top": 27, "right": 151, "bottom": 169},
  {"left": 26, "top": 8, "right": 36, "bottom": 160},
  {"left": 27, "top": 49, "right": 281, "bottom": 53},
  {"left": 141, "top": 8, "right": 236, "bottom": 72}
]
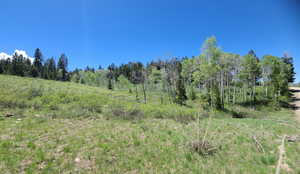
[{"left": 0, "top": 75, "right": 300, "bottom": 174}]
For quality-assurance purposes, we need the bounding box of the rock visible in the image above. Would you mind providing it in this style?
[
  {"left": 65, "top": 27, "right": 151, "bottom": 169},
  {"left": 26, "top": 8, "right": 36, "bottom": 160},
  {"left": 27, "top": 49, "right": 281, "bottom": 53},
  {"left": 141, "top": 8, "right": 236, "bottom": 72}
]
[{"left": 74, "top": 157, "right": 81, "bottom": 163}]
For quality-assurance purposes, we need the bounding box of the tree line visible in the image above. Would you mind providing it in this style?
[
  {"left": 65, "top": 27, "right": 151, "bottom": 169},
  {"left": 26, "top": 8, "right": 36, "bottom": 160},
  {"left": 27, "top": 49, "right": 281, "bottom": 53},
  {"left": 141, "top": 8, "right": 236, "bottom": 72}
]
[
  {"left": 70, "top": 37, "right": 296, "bottom": 108},
  {"left": 0, "top": 36, "right": 296, "bottom": 109},
  {"left": 0, "top": 48, "right": 69, "bottom": 81}
]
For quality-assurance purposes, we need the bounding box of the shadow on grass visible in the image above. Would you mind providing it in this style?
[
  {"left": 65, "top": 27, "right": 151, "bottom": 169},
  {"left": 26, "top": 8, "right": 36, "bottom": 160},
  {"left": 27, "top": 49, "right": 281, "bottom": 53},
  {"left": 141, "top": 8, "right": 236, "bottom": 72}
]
[
  {"left": 289, "top": 89, "right": 300, "bottom": 93},
  {"left": 236, "top": 96, "right": 299, "bottom": 110},
  {"left": 222, "top": 108, "right": 249, "bottom": 119},
  {"left": 284, "top": 89, "right": 300, "bottom": 110},
  {"left": 236, "top": 99, "right": 270, "bottom": 109}
]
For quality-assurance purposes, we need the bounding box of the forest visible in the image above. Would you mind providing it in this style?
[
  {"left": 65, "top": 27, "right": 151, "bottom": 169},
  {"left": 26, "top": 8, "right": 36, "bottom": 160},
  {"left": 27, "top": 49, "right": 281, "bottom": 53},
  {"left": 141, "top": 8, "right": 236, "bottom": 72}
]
[{"left": 0, "top": 36, "right": 296, "bottom": 110}]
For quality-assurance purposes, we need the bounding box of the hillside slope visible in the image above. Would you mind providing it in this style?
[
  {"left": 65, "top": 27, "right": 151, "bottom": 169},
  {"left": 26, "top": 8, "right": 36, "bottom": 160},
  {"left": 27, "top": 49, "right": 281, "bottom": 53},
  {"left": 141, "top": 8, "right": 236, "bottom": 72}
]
[
  {"left": 0, "top": 75, "right": 300, "bottom": 173},
  {"left": 0, "top": 75, "right": 198, "bottom": 121}
]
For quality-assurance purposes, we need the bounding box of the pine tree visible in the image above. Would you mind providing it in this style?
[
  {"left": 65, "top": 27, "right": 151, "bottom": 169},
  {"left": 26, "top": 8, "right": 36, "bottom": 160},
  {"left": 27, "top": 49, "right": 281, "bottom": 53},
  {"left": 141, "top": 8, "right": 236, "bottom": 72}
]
[
  {"left": 33, "top": 48, "right": 43, "bottom": 77},
  {"left": 57, "top": 54, "right": 68, "bottom": 81},
  {"left": 11, "top": 53, "right": 19, "bottom": 76},
  {"left": 44, "top": 58, "right": 57, "bottom": 80},
  {"left": 11, "top": 53, "right": 27, "bottom": 76},
  {"left": 0, "top": 60, "right": 4, "bottom": 74},
  {"left": 106, "top": 71, "right": 114, "bottom": 90},
  {"left": 106, "top": 63, "right": 116, "bottom": 90},
  {"left": 282, "top": 53, "right": 295, "bottom": 83},
  {"left": 24, "top": 58, "right": 32, "bottom": 77}
]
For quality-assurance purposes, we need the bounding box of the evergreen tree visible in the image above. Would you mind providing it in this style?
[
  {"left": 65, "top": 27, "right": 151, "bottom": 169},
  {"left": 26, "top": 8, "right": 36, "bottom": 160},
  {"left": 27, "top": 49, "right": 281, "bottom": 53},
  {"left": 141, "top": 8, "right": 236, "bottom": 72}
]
[
  {"left": 11, "top": 53, "right": 20, "bottom": 76},
  {"left": 11, "top": 53, "right": 27, "bottom": 76},
  {"left": 33, "top": 48, "right": 43, "bottom": 77},
  {"left": 98, "top": 65, "right": 103, "bottom": 70},
  {"left": 106, "top": 71, "right": 114, "bottom": 90},
  {"left": 106, "top": 63, "right": 117, "bottom": 90},
  {"left": 24, "top": 58, "right": 32, "bottom": 76},
  {"left": 282, "top": 53, "right": 296, "bottom": 83},
  {"left": 248, "top": 50, "right": 259, "bottom": 61},
  {"left": 4, "top": 58, "right": 13, "bottom": 74},
  {"left": 0, "top": 60, "right": 4, "bottom": 74},
  {"left": 57, "top": 54, "right": 68, "bottom": 81},
  {"left": 174, "top": 61, "right": 187, "bottom": 105},
  {"left": 44, "top": 58, "right": 57, "bottom": 80}
]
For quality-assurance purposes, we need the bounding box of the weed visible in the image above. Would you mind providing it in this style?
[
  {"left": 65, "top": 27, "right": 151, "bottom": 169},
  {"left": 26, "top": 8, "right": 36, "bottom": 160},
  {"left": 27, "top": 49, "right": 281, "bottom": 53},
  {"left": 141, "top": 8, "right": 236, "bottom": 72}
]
[{"left": 189, "top": 140, "right": 218, "bottom": 156}]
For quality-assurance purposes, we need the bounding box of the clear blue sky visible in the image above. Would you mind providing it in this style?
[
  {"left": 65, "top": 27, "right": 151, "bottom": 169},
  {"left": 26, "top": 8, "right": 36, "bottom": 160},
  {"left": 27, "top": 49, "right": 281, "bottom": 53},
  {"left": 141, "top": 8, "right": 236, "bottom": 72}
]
[{"left": 1, "top": 0, "right": 300, "bottom": 81}]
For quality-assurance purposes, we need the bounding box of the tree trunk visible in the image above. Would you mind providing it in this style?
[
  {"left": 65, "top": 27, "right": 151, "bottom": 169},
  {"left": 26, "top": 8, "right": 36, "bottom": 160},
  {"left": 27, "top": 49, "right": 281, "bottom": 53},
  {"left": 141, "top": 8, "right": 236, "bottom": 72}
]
[
  {"left": 233, "top": 86, "right": 236, "bottom": 104},
  {"left": 142, "top": 82, "right": 147, "bottom": 104},
  {"left": 135, "top": 85, "right": 139, "bottom": 102},
  {"left": 221, "top": 71, "right": 224, "bottom": 107}
]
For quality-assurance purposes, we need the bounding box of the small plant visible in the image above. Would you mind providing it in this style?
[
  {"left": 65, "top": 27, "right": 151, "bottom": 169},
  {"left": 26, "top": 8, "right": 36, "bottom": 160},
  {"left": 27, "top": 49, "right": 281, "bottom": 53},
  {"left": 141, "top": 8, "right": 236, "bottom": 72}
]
[{"left": 189, "top": 140, "right": 218, "bottom": 156}]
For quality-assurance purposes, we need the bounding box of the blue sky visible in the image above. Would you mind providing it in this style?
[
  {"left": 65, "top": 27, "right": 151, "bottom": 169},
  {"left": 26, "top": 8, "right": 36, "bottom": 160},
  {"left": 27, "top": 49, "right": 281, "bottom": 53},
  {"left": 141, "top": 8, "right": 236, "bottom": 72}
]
[{"left": 1, "top": 0, "right": 300, "bottom": 81}]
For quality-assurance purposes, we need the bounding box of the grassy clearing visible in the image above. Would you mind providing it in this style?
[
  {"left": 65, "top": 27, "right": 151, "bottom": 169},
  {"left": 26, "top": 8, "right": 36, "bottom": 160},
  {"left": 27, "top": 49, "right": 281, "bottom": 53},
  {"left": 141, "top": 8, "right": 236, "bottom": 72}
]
[
  {"left": 1, "top": 112, "right": 300, "bottom": 173},
  {"left": 1, "top": 75, "right": 300, "bottom": 173}
]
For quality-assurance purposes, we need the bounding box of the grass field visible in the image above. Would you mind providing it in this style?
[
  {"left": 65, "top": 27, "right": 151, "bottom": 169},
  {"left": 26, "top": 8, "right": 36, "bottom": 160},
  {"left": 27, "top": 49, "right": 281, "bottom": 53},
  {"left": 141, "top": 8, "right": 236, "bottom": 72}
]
[{"left": 1, "top": 75, "right": 300, "bottom": 173}]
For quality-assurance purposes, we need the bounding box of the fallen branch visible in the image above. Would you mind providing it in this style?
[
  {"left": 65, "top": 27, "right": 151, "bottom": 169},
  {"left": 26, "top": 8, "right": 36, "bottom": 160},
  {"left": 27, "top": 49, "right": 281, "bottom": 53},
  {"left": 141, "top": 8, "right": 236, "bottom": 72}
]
[
  {"left": 275, "top": 135, "right": 287, "bottom": 174},
  {"left": 286, "top": 135, "right": 300, "bottom": 142},
  {"left": 252, "top": 136, "right": 265, "bottom": 153}
]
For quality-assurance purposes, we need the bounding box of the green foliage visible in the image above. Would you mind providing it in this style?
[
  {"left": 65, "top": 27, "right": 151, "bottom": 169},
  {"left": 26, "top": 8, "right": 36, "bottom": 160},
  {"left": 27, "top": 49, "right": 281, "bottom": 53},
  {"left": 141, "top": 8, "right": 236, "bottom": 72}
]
[
  {"left": 57, "top": 54, "right": 68, "bottom": 81},
  {"left": 43, "top": 58, "right": 57, "bottom": 80},
  {"left": 282, "top": 54, "right": 296, "bottom": 83},
  {"left": 1, "top": 103, "right": 299, "bottom": 173},
  {"left": 261, "top": 55, "right": 290, "bottom": 100},
  {"left": 174, "top": 61, "right": 187, "bottom": 105},
  {"left": 187, "top": 86, "right": 197, "bottom": 100},
  {"left": 0, "top": 36, "right": 294, "bottom": 112},
  {"left": 0, "top": 48, "right": 69, "bottom": 82},
  {"left": 0, "top": 75, "right": 198, "bottom": 119},
  {"left": 148, "top": 67, "right": 162, "bottom": 90},
  {"left": 117, "top": 75, "right": 132, "bottom": 90},
  {"left": 33, "top": 48, "right": 43, "bottom": 77},
  {"left": 239, "top": 53, "right": 261, "bottom": 85},
  {"left": 0, "top": 35, "right": 298, "bottom": 173},
  {"left": 193, "top": 36, "right": 223, "bottom": 109}
]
